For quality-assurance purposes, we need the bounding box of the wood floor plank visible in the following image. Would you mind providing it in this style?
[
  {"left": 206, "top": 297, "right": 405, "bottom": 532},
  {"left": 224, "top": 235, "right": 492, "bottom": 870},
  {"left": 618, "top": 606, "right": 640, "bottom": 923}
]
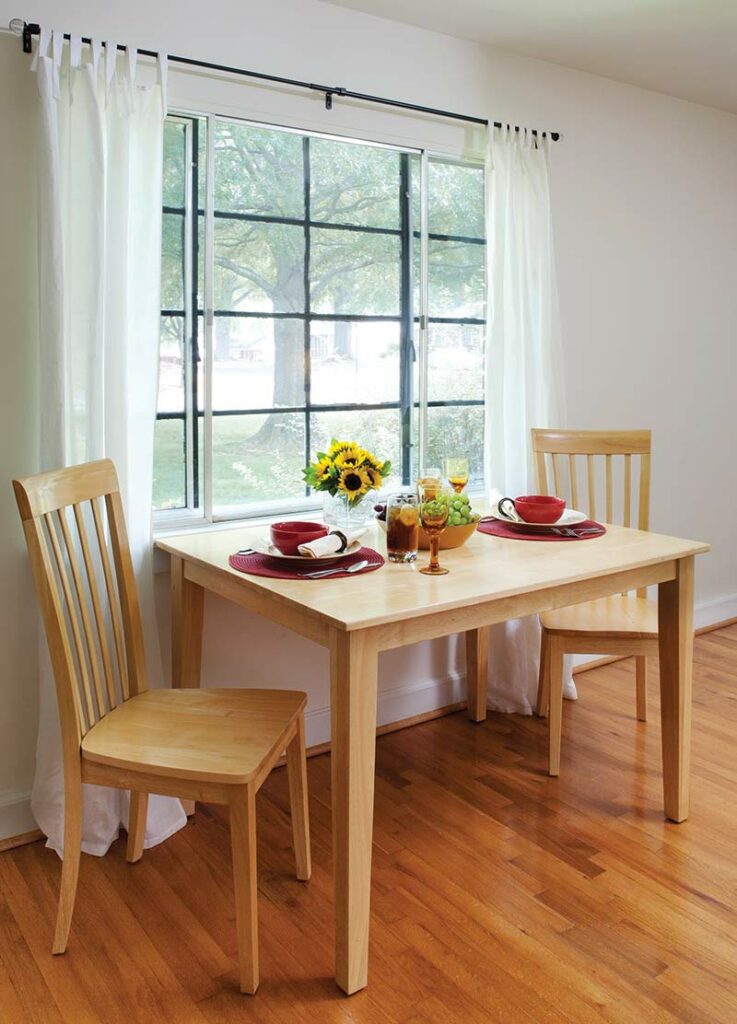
[{"left": 1, "top": 625, "right": 737, "bottom": 1022}]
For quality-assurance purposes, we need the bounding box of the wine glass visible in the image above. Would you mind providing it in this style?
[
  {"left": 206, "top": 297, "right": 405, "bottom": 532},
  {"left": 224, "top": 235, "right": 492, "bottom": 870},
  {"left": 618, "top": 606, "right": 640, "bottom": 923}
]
[
  {"left": 417, "top": 467, "right": 442, "bottom": 501},
  {"left": 443, "top": 456, "right": 469, "bottom": 494},
  {"left": 418, "top": 482, "right": 450, "bottom": 576}
]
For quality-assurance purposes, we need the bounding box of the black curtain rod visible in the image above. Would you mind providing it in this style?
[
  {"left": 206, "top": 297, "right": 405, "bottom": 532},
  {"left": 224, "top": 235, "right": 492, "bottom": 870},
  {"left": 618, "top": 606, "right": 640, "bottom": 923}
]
[{"left": 14, "top": 20, "right": 560, "bottom": 141}]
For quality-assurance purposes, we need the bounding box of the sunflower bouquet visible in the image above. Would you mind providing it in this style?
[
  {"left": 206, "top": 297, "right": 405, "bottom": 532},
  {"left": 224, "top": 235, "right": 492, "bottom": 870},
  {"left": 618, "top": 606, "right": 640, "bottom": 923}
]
[{"left": 303, "top": 440, "right": 392, "bottom": 505}]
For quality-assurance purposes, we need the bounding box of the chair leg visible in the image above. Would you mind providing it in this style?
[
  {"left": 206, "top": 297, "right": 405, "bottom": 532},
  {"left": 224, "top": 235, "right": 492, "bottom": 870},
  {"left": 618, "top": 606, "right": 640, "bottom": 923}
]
[
  {"left": 548, "top": 636, "right": 566, "bottom": 777},
  {"left": 126, "top": 791, "right": 148, "bottom": 864},
  {"left": 286, "top": 715, "right": 311, "bottom": 882},
  {"left": 52, "top": 772, "right": 82, "bottom": 954},
  {"left": 230, "top": 785, "right": 259, "bottom": 994},
  {"left": 635, "top": 656, "right": 648, "bottom": 722},
  {"left": 536, "top": 628, "right": 551, "bottom": 717}
]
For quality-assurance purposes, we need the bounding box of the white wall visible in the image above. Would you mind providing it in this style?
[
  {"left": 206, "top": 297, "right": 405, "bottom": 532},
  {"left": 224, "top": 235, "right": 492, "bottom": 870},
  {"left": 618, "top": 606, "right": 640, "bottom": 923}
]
[{"left": 1, "top": 0, "right": 736, "bottom": 836}]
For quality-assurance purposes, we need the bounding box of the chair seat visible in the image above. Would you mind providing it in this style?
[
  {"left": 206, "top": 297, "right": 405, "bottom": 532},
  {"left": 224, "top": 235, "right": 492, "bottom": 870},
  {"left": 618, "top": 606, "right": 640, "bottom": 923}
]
[
  {"left": 82, "top": 688, "right": 306, "bottom": 785},
  {"left": 541, "top": 595, "right": 659, "bottom": 639}
]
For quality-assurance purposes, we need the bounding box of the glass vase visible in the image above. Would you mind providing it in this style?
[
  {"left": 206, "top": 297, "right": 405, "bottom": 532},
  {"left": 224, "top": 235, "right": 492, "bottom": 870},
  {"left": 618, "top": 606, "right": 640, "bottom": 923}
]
[{"left": 322, "top": 490, "right": 376, "bottom": 529}]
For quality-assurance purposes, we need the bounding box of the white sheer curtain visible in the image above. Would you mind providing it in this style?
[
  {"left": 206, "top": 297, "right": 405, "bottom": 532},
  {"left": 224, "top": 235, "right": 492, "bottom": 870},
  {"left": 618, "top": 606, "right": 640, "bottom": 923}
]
[
  {"left": 483, "top": 125, "right": 576, "bottom": 712},
  {"left": 31, "top": 31, "right": 186, "bottom": 855}
]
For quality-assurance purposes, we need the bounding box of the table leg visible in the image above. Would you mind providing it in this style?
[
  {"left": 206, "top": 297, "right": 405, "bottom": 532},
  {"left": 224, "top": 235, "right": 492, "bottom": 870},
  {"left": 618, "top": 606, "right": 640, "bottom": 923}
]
[
  {"left": 658, "top": 555, "right": 694, "bottom": 822},
  {"left": 330, "top": 628, "right": 379, "bottom": 995},
  {"left": 171, "top": 556, "right": 204, "bottom": 689},
  {"left": 170, "top": 556, "right": 204, "bottom": 815},
  {"left": 465, "top": 628, "right": 488, "bottom": 722}
]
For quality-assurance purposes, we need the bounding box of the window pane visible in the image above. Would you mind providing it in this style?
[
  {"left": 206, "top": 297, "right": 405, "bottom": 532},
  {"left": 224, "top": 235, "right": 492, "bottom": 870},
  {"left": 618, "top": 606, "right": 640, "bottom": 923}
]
[
  {"left": 310, "top": 321, "right": 400, "bottom": 405},
  {"left": 310, "top": 409, "right": 401, "bottom": 486},
  {"left": 428, "top": 239, "right": 485, "bottom": 319},
  {"left": 310, "top": 138, "right": 401, "bottom": 229},
  {"left": 427, "top": 323, "right": 484, "bottom": 402},
  {"left": 213, "top": 317, "right": 305, "bottom": 410},
  {"left": 311, "top": 229, "right": 400, "bottom": 315},
  {"left": 212, "top": 412, "right": 306, "bottom": 509},
  {"left": 214, "top": 121, "right": 304, "bottom": 219},
  {"left": 163, "top": 121, "right": 186, "bottom": 208},
  {"left": 429, "top": 161, "right": 485, "bottom": 238},
  {"left": 153, "top": 418, "right": 186, "bottom": 510},
  {"left": 425, "top": 405, "right": 485, "bottom": 488},
  {"left": 214, "top": 219, "right": 305, "bottom": 313},
  {"left": 161, "top": 212, "right": 185, "bottom": 310},
  {"left": 158, "top": 316, "right": 185, "bottom": 413}
]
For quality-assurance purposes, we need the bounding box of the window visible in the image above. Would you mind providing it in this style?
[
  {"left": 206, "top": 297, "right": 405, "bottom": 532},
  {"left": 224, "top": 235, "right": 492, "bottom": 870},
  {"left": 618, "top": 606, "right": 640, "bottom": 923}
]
[{"left": 154, "top": 114, "right": 485, "bottom": 522}]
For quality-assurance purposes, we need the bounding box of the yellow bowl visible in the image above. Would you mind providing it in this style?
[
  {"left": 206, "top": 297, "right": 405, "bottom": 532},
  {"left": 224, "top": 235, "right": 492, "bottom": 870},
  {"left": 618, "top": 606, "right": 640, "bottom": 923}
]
[{"left": 378, "top": 519, "right": 478, "bottom": 550}]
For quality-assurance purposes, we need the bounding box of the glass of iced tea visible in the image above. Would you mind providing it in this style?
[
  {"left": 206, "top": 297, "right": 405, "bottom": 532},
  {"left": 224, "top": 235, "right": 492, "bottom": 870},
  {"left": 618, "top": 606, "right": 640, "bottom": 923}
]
[
  {"left": 385, "top": 493, "right": 419, "bottom": 563},
  {"left": 418, "top": 483, "right": 450, "bottom": 576},
  {"left": 443, "top": 456, "right": 469, "bottom": 494}
]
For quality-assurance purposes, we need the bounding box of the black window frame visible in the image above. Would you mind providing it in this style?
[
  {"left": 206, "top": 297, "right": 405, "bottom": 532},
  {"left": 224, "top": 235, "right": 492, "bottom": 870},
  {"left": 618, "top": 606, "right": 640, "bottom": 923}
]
[{"left": 155, "top": 114, "right": 486, "bottom": 519}]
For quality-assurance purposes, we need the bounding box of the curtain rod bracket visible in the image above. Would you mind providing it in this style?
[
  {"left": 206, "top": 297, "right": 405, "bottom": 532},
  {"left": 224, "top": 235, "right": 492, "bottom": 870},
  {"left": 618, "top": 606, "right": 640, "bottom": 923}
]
[{"left": 324, "top": 87, "right": 347, "bottom": 111}]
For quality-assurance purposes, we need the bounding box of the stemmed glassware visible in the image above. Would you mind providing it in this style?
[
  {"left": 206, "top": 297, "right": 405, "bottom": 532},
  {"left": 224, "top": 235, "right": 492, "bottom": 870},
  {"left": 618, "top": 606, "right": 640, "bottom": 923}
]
[
  {"left": 417, "top": 480, "right": 450, "bottom": 576},
  {"left": 443, "top": 456, "right": 469, "bottom": 494}
]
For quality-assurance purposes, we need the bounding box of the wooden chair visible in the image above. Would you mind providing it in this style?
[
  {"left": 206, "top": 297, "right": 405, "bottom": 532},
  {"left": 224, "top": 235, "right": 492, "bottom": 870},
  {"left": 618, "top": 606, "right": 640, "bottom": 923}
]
[
  {"left": 531, "top": 429, "right": 656, "bottom": 775},
  {"left": 13, "top": 459, "right": 311, "bottom": 994}
]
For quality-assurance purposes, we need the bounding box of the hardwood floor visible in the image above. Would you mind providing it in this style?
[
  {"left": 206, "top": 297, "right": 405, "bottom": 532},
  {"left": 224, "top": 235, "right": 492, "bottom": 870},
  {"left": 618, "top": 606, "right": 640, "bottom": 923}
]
[{"left": 1, "top": 624, "right": 736, "bottom": 1023}]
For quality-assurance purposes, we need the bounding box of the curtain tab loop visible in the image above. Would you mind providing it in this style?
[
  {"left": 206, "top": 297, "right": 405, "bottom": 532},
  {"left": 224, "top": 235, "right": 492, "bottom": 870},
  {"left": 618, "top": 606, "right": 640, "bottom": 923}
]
[
  {"left": 30, "top": 26, "right": 51, "bottom": 71},
  {"left": 126, "top": 46, "right": 138, "bottom": 91},
  {"left": 90, "top": 38, "right": 103, "bottom": 80},
  {"left": 157, "top": 53, "right": 168, "bottom": 119},
  {"left": 104, "top": 40, "right": 118, "bottom": 95},
  {"left": 50, "top": 30, "right": 64, "bottom": 99},
  {"left": 69, "top": 34, "right": 82, "bottom": 69}
]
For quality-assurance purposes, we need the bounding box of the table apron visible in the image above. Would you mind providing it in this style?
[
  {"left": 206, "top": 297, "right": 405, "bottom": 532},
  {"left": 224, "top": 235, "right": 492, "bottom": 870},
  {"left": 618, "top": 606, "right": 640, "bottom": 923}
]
[
  {"left": 184, "top": 560, "right": 331, "bottom": 647},
  {"left": 183, "top": 556, "right": 677, "bottom": 653},
  {"left": 369, "top": 559, "right": 677, "bottom": 651}
]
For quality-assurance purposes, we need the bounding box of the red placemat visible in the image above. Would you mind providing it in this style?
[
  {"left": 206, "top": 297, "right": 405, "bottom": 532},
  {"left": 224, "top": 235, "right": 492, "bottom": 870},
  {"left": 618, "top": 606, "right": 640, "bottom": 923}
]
[
  {"left": 228, "top": 545, "right": 384, "bottom": 579},
  {"left": 478, "top": 518, "right": 606, "bottom": 542}
]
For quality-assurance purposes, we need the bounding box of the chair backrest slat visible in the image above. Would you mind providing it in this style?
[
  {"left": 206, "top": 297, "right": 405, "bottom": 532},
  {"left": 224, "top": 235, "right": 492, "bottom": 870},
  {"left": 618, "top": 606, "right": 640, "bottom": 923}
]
[
  {"left": 91, "top": 496, "right": 130, "bottom": 702},
  {"left": 552, "top": 454, "right": 562, "bottom": 497},
  {"left": 568, "top": 454, "right": 579, "bottom": 509},
  {"left": 586, "top": 455, "right": 597, "bottom": 521},
  {"left": 623, "top": 453, "right": 632, "bottom": 528},
  {"left": 13, "top": 460, "right": 147, "bottom": 744},
  {"left": 531, "top": 429, "right": 652, "bottom": 598}
]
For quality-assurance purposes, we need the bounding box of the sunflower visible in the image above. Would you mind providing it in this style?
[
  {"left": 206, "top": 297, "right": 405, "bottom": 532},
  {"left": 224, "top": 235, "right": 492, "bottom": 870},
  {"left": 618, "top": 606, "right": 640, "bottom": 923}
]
[
  {"left": 328, "top": 440, "right": 355, "bottom": 457},
  {"left": 334, "top": 446, "right": 365, "bottom": 470},
  {"left": 314, "top": 456, "right": 333, "bottom": 482},
  {"left": 338, "top": 466, "right": 372, "bottom": 503},
  {"left": 365, "top": 465, "right": 383, "bottom": 490},
  {"left": 363, "top": 451, "right": 383, "bottom": 472}
]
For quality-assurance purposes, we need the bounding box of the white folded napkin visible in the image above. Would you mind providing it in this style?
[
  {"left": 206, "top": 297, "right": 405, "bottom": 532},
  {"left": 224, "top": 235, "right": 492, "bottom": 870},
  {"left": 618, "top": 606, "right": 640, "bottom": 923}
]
[
  {"left": 297, "top": 528, "right": 365, "bottom": 558},
  {"left": 488, "top": 488, "right": 522, "bottom": 522}
]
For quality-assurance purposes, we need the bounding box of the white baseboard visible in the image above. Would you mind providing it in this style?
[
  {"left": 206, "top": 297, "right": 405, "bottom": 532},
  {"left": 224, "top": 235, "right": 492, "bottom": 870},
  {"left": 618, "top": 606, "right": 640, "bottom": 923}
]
[
  {"left": 304, "top": 669, "right": 466, "bottom": 749},
  {"left": 0, "top": 788, "right": 38, "bottom": 844},
  {"left": 2, "top": 592, "right": 735, "bottom": 845}
]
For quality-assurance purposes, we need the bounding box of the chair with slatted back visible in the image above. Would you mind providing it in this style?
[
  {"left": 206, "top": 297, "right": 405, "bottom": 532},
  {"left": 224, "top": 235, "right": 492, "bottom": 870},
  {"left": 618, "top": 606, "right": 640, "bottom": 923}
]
[
  {"left": 13, "top": 459, "right": 311, "bottom": 994},
  {"left": 531, "top": 429, "right": 656, "bottom": 776}
]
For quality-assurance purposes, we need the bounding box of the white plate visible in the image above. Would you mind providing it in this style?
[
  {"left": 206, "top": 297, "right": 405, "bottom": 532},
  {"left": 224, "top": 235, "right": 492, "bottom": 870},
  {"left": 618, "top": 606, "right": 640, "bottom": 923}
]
[
  {"left": 250, "top": 535, "right": 364, "bottom": 564},
  {"left": 489, "top": 508, "right": 588, "bottom": 532}
]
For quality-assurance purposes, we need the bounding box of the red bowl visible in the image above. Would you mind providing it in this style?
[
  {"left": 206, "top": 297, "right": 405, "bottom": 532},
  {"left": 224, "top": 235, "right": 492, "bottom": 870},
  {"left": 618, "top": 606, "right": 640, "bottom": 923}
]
[
  {"left": 270, "top": 520, "right": 328, "bottom": 555},
  {"left": 514, "top": 495, "right": 566, "bottom": 525}
]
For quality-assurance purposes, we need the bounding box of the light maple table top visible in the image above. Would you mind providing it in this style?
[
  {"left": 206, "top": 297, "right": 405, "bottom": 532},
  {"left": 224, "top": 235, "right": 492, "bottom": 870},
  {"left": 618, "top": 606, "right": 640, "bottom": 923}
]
[{"left": 156, "top": 521, "right": 708, "bottom": 633}]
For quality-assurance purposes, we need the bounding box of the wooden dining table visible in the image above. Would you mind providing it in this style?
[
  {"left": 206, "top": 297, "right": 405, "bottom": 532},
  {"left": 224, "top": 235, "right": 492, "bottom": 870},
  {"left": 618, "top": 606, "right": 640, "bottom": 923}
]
[{"left": 156, "top": 520, "right": 707, "bottom": 995}]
